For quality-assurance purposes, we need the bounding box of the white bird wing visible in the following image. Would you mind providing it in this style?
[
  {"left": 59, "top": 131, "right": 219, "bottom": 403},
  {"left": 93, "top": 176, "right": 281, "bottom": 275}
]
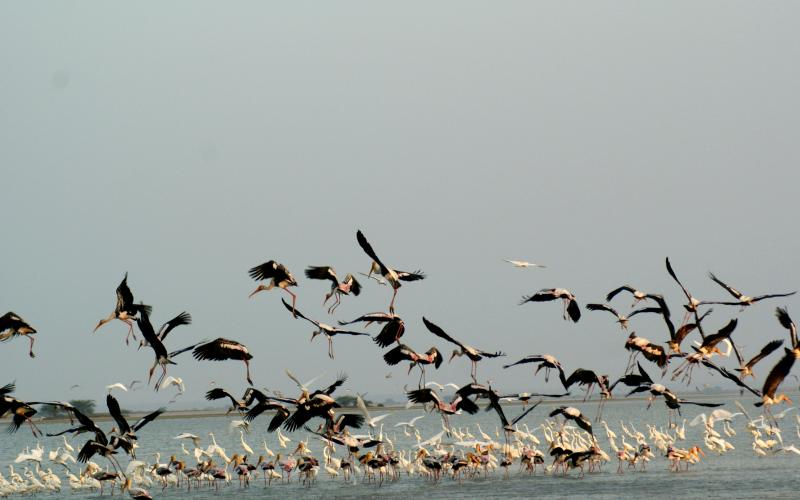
[
  {"left": 444, "top": 383, "right": 460, "bottom": 391},
  {"left": 409, "top": 414, "right": 425, "bottom": 426},
  {"left": 425, "top": 381, "right": 444, "bottom": 390},
  {"left": 370, "top": 414, "right": 389, "bottom": 425},
  {"left": 285, "top": 369, "right": 306, "bottom": 391},
  {"left": 688, "top": 413, "right": 707, "bottom": 427},
  {"left": 356, "top": 394, "right": 372, "bottom": 422}
]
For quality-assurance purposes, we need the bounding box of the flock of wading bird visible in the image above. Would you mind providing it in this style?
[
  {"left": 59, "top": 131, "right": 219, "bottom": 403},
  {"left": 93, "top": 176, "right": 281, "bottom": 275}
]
[{"left": 2, "top": 229, "right": 800, "bottom": 497}]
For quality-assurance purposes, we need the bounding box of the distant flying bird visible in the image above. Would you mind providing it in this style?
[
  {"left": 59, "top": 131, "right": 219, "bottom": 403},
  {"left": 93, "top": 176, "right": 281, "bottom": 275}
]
[
  {"left": 705, "top": 272, "right": 797, "bottom": 309},
  {"left": 356, "top": 230, "right": 425, "bottom": 313},
  {"left": 248, "top": 260, "right": 299, "bottom": 317},
  {"left": 193, "top": 338, "right": 255, "bottom": 386},
  {"left": 406, "top": 387, "right": 478, "bottom": 431},
  {"left": 0, "top": 312, "right": 38, "bottom": 358},
  {"left": 520, "top": 289, "right": 581, "bottom": 323},
  {"left": 585, "top": 303, "right": 661, "bottom": 330},
  {"left": 93, "top": 273, "right": 152, "bottom": 345},
  {"left": 304, "top": 266, "right": 362, "bottom": 314},
  {"left": 106, "top": 383, "right": 128, "bottom": 394},
  {"left": 665, "top": 257, "right": 710, "bottom": 337},
  {"left": 422, "top": 317, "right": 505, "bottom": 382},
  {"left": 503, "top": 259, "right": 546, "bottom": 269},
  {"left": 160, "top": 376, "right": 186, "bottom": 393},
  {"left": 337, "top": 312, "right": 397, "bottom": 328},
  {"left": 280, "top": 299, "right": 370, "bottom": 359}
]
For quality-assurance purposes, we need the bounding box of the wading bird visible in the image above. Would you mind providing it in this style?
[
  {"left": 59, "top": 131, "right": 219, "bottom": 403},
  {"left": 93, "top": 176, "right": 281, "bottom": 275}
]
[
  {"left": 356, "top": 230, "right": 425, "bottom": 314},
  {"left": 248, "top": 260, "right": 298, "bottom": 317},
  {"left": 382, "top": 344, "right": 443, "bottom": 385},
  {"left": 193, "top": 338, "right": 255, "bottom": 386},
  {"left": 549, "top": 406, "right": 593, "bottom": 435},
  {"left": 304, "top": 266, "right": 361, "bottom": 314},
  {"left": 520, "top": 289, "right": 580, "bottom": 323},
  {"left": 93, "top": 273, "right": 151, "bottom": 345},
  {"left": 736, "top": 339, "right": 784, "bottom": 379},
  {"left": 422, "top": 317, "right": 505, "bottom": 382},
  {"left": 280, "top": 299, "right": 370, "bottom": 359},
  {"left": 0, "top": 312, "right": 37, "bottom": 358}
]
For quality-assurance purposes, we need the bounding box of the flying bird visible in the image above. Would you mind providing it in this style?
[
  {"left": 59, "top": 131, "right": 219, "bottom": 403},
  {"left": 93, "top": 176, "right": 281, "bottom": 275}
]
[
  {"left": 605, "top": 285, "right": 650, "bottom": 307},
  {"left": 503, "top": 354, "right": 568, "bottom": 389},
  {"left": 735, "top": 339, "right": 784, "bottom": 379},
  {"left": 0, "top": 312, "right": 38, "bottom": 358},
  {"left": 304, "top": 266, "right": 361, "bottom": 314},
  {"left": 280, "top": 299, "right": 370, "bottom": 359},
  {"left": 503, "top": 259, "right": 546, "bottom": 268},
  {"left": 136, "top": 310, "right": 204, "bottom": 391},
  {"left": 93, "top": 273, "right": 152, "bottom": 345},
  {"left": 422, "top": 317, "right": 505, "bottom": 382},
  {"left": 705, "top": 272, "right": 796, "bottom": 309},
  {"left": 356, "top": 230, "right": 425, "bottom": 313},
  {"left": 585, "top": 303, "right": 661, "bottom": 330},
  {"left": 248, "top": 260, "right": 299, "bottom": 317},
  {"left": 193, "top": 338, "right": 255, "bottom": 386},
  {"left": 520, "top": 289, "right": 581, "bottom": 323}
]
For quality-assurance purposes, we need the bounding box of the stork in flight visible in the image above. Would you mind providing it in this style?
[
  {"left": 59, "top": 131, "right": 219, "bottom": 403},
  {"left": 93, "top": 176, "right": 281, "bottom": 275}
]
[
  {"left": 503, "top": 354, "right": 568, "bottom": 389},
  {"left": 422, "top": 317, "right": 505, "bottom": 382},
  {"left": 193, "top": 338, "right": 255, "bottom": 386},
  {"left": 136, "top": 310, "right": 205, "bottom": 391},
  {"left": 0, "top": 312, "right": 38, "bottom": 358},
  {"left": 93, "top": 273, "right": 151, "bottom": 345},
  {"left": 248, "top": 260, "right": 299, "bottom": 317},
  {"left": 585, "top": 303, "right": 661, "bottom": 331},
  {"left": 520, "top": 288, "right": 581, "bottom": 323},
  {"left": 705, "top": 272, "right": 796, "bottom": 310},
  {"left": 280, "top": 299, "right": 370, "bottom": 359},
  {"left": 356, "top": 230, "right": 425, "bottom": 314},
  {"left": 304, "top": 266, "right": 361, "bottom": 314}
]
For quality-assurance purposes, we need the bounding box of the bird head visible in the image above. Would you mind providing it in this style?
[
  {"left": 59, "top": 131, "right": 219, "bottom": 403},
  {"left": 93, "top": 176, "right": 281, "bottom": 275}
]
[{"left": 449, "top": 350, "right": 462, "bottom": 363}]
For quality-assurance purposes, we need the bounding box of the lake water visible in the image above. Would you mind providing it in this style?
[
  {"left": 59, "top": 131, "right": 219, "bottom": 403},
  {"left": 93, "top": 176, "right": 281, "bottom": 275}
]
[{"left": 3, "top": 394, "right": 800, "bottom": 499}]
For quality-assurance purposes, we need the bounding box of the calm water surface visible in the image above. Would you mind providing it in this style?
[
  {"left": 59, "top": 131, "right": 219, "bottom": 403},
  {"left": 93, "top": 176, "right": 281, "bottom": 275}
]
[{"left": 3, "top": 396, "right": 800, "bottom": 499}]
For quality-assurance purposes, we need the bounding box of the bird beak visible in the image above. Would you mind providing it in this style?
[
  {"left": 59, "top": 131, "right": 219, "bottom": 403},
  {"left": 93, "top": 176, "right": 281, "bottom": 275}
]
[
  {"left": 92, "top": 321, "right": 102, "bottom": 333},
  {"left": 448, "top": 352, "right": 457, "bottom": 363}
]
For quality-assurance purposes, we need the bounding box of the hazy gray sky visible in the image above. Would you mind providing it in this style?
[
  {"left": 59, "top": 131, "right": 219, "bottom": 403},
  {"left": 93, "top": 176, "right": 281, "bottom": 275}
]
[{"left": 2, "top": 2, "right": 799, "bottom": 408}]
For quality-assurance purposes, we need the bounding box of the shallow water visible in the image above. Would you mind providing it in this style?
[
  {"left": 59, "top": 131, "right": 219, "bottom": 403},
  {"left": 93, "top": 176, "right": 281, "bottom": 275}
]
[{"left": 3, "top": 395, "right": 800, "bottom": 499}]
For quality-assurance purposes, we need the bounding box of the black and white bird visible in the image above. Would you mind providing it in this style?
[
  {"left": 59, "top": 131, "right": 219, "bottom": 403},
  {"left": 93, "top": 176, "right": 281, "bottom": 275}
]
[
  {"left": 585, "top": 303, "right": 661, "bottom": 331},
  {"left": 94, "top": 273, "right": 152, "bottom": 345},
  {"left": 136, "top": 310, "right": 204, "bottom": 391},
  {"left": 705, "top": 272, "right": 796, "bottom": 310},
  {"left": 520, "top": 289, "right": 581, "bottom": 323},
  {"left": 0, "top": 312, "right": 38, "bottom": 358},
  {"left": 137, "top": 311, "right": 192, "bottom": 350},
  {"left": 304, "top": 266, "right": 362, "bottom": 314},
  {"left": 422, "top": 317, "right": 505, "bottom": 382},
  {"left": 549, "top": 406, "right": 593, "bottom": 435},
  {"left": 605, "top": 285, "right": 650, "bottom": 307},
  {"left": 356, "top": 230, "right": 425, "bottom": 313},
  {"left": 193, "top": 338, "right": 255, "bottom": 386},
  {"left": 248, "top": 260, "right": 299, "bottom": 317},
  {"left": 280, "top": 298, "right": 370, "bottom": 359},
  {"left": 503, "top": 354, "right": 568, "bottom": 389}
]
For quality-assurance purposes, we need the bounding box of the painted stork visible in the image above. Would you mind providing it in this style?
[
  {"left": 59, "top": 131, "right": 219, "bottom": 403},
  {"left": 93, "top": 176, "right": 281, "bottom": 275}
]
[
  {"left": 382, "top": 344, "right": 443, "bottom": 385},
  {"left": 136, "top": 310, "right": 205, "bottom": 390},
  {"left": 280, "top": 298, "right": 370, "bottom": 359},
  {"left": 406, "top": 387, "right": 478, "bottom": 431},
  {"left": 304, "top": 266, "right": 361, "bottom": 314},
  {"left": 705, "top": 272, "right": 796, "bottom": 310},
  {"left": 520, "top": 289, "right": 580, "bottom": 323},
  {"left": 205, "top": 387, "right": 268, "bottom": 415},
  {"left": 736, "top": 339, "right": 784, "bottom": 379},
  {"left": 585, "top": 303, "right": 661, "bottom": 330},
  {"left": 0, "top": 383, "right": 42, "bottom": 436},
  {"left": 665, "top": 257, "right": 710, "bottom": 337},
  {"left": 549, "top": 406, "right": 593, "bottom": 435},
  {"left": 138, "top": 311, "right": 192, "bottom": 350},
  {"left": 756, "top": 345, "right": 799, "bottom": 411},
  {"left": 248, "top": 260, "right": 298, "bottom": 317},
  {"left": 422, "top": 317, "right": 505, "bottom": 381},
  {"left": 503, "top": 354, "right": 568, "bottom": 389},
  {"left": 356, "top": 230, "right": 425, "bottom": 313},
  {"left": 628, "top": 383, "right": 723, "bottom": 425},
  {"left": 193, "top": 338, "right": 255, "bottom": 386},
  {"left": 0, "top": 312, "right": 37, "bottom": 358},
  {"left": 93, "top": 273, "right": 152, "bottom": 345}
]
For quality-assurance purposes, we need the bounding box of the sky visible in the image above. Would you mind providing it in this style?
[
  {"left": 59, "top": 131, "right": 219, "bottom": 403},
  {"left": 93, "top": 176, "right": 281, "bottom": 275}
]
[{"left": 1, "top": 2, "right": 799, "bottom": 410}]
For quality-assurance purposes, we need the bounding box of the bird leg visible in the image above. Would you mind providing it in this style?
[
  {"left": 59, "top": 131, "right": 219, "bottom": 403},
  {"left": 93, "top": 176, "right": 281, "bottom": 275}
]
[
  {"left": 244, "top": 359, "right": 253, "bottom": 386},
  {"left": 471, "top": 361, "right": 478, "bottom": 383},
  {"left": 282, "top": 289, "right": 298, "bottom": 318},
  {"left": 27, "top": 336, "right": 35, "bottom": 358},
  {"left": 389, "top": 288, "right": 398, "bottom": 314},
  {"left": 124, "top": 319, "right": 137, "bottom": 345},
  {"left": 328, "top": 337, "right": 335, "bottom": 359}
]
